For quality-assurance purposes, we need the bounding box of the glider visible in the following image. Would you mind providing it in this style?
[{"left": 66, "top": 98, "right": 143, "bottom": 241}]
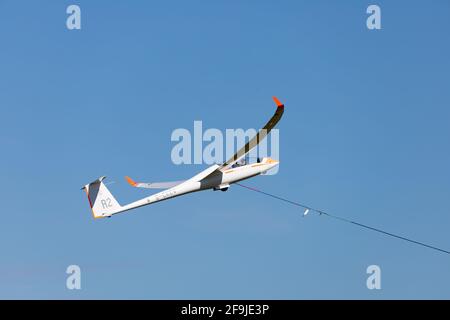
[{"left": 82, "top": 97, "right": 284, "bottom": 219}]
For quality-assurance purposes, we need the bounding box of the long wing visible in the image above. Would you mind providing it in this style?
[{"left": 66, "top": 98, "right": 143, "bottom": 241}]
[
  {"left": 125, "top": 176, "right": 185, "bottom": 189},
  {"left": 220, "top": 96, "right": 284, "bottom": 169}
]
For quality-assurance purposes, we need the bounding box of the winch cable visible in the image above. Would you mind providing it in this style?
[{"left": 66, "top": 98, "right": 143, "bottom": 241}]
[{"left": 235, "top": 183, "right": 450, "bottom": 256}]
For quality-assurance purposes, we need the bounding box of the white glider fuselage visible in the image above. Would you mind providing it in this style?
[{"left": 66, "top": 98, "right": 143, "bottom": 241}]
[
  {"left": 107, "top": 158, "right": 278, "bottom": 217},
  {"left": 82, "top": 96, "right": 284, "bottom": 219}
]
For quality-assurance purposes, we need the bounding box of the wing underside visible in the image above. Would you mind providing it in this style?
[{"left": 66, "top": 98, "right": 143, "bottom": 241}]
[
  {"left": 125, "top": 97, "right": 284, "bottom": 189},
  {"left": 219, "top": 96, "right": 284, "bottom": 170}
]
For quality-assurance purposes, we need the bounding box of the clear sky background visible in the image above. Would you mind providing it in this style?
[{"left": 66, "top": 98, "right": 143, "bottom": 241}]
[{"left": 0, "top": 0, "right": 449, "bottom": 299}]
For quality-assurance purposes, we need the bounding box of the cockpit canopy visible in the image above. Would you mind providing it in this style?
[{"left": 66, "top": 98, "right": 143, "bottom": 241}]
[{"left": 231, "top": 157, "right": 262, "bottom": 168}]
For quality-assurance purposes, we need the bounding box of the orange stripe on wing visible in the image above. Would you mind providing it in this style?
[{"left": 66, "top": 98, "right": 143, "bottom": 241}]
[
  {"left": 272, "top": 96, "right": 284, "bottom": 108},
  {"left": 125, "top": 176, "right": 138, "bottom": 187}
]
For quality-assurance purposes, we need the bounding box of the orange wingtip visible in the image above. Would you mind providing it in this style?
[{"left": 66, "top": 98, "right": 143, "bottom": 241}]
[
  {"left": 125, "top": 176, "right": 137, "bottom": 187},
  {"left": 272, "top": 96, "right": 284, "bottom": 107}
]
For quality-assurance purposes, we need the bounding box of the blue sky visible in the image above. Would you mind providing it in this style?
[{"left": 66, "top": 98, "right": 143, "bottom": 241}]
[{"left": 0, "top": 0, "right": 449, "bottom": 299}]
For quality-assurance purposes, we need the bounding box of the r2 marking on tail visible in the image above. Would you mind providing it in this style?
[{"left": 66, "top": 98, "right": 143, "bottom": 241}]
[{"left": 101, "top": 198, "right": 113, "bottom": 209}]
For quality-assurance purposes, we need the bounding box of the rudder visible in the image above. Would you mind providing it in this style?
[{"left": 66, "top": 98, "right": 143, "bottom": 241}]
[{"left": 82, "top": 176, "right": 121, "bottom": 219}]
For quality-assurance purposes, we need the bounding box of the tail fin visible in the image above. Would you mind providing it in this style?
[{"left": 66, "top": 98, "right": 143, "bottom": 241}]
[{"left": 81, "top": 176, "right": 122, "bottom": 219}]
